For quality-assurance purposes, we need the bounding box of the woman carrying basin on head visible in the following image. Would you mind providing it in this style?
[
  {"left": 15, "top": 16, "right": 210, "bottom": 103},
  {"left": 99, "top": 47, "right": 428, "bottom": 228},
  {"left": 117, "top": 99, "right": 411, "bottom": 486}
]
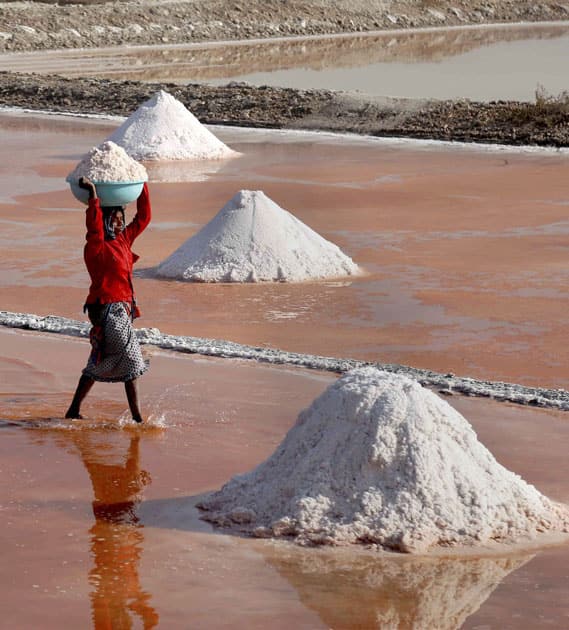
[{"left": 66, "top": 176, "right": 152, "bottom": 423}]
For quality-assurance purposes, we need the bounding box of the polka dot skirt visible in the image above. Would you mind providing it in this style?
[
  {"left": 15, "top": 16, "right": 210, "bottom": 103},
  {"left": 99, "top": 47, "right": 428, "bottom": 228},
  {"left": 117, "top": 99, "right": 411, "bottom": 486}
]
[{"left": 83, "top": 302, "right": 148, "bottom": 383}]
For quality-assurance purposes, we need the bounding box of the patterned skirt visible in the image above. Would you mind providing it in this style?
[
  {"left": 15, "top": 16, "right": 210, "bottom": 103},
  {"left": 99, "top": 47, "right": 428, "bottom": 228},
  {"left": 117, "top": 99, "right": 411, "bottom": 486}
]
[{"left": 83, "top": 302, "right": 148, "bottom": 383}]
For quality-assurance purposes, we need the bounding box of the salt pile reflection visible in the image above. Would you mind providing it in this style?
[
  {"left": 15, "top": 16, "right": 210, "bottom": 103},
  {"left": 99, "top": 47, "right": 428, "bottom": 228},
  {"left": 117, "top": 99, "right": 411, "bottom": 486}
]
[{"left": 262, "top": 543, "right": 532, "bottom": 630}]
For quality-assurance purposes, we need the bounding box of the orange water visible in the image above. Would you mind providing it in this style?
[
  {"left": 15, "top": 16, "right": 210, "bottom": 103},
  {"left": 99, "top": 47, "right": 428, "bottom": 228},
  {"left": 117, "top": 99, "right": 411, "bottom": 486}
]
[
  {"left": 2, "top": 113, "right": 569, "bottom": 387},
  {"left": 1, "top": 111, "right": 569, "bottom": 628}
]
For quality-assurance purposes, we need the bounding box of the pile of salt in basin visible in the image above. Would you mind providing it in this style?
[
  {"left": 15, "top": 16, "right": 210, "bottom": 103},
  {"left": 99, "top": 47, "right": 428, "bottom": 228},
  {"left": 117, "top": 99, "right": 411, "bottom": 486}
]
[{"left": 67, "top": 140, "right": 148, "bottom": 183}]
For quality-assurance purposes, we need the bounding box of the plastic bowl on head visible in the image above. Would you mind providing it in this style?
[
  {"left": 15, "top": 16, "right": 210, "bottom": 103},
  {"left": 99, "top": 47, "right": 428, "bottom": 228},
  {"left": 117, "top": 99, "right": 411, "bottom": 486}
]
[{"left": 68, "top": 180, "right": 146, "bottom": 206}]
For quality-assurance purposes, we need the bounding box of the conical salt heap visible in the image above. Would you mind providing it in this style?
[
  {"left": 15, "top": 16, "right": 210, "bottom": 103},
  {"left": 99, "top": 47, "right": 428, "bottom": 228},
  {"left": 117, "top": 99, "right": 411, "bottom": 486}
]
[
  {"left": 155, "top": 189, "right": 360, "bottom": 282},
  {"left": 198, "top": 367, "right": 569, "bottom": 553},
  {"left": 106, "top": 90, "right": 236, "bottom": 161}
]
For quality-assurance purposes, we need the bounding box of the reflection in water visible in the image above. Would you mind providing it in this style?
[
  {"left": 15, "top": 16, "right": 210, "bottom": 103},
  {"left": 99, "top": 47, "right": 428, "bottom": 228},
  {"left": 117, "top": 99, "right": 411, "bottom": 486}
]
[
  {"left": 144, "top": 156, "right": 235, "bottom": 183},
  {"left": 71, "top": 432, "right": 159, "bottom": 629},
  {"left": 262, "top": 544, "right": 533, "bottom": 629},
  {"left": 0, "top": 22, "right": 567, "bottom": 86}
]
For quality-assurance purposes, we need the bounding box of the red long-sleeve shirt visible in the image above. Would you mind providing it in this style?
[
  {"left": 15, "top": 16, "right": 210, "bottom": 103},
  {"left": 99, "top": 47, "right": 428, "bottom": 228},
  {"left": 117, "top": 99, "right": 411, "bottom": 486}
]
[{"left": 84, "top": 182, "right": 151, "bottom": 308}]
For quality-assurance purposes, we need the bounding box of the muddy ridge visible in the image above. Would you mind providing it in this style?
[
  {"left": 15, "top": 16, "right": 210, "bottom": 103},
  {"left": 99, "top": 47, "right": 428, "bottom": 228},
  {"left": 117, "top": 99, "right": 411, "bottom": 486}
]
[{"left": 1, "top": 71, "right": 568, "bottom": 147}]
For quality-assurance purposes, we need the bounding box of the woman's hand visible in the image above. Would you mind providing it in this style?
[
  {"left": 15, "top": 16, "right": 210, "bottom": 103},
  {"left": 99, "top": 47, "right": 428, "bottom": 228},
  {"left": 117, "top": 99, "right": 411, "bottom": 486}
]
[{"left": 78, "top": 176, "right": 97, "bottom": 199}]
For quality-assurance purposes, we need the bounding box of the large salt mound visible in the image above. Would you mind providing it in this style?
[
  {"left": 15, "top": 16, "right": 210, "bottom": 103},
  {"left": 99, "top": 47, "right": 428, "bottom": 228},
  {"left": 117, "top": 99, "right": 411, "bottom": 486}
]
[
  {"left": 198, "top": 367, "right": 569, "bottom": 553},
  {"left": 155, "top": 189, "right": 360, "bottom": 282},
  {"left": 106, "top": 90, "right": 236, "bottom": 161}
]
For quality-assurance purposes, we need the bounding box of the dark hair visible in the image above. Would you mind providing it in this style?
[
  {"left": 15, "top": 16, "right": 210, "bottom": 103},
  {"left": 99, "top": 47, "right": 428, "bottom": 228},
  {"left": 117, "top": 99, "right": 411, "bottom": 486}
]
[
  {"left": 101, "top": 206, "right": 126, "bottom": 240},
  {"left": 101, "top": 205, "right": 125, "bottom": 215}
]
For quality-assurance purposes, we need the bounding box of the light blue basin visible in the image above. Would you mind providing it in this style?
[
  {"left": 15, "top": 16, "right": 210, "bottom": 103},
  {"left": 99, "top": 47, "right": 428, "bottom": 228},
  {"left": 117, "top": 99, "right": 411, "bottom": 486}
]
[{"left": 68, "top": 180, "right": 145, "bottom": 206}]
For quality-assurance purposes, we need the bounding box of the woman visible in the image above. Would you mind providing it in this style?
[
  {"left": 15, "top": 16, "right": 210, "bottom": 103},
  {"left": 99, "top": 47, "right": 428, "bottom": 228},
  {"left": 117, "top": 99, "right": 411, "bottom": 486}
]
[{"left": 66, "top": 176, "right": 152, "bottom": 423}]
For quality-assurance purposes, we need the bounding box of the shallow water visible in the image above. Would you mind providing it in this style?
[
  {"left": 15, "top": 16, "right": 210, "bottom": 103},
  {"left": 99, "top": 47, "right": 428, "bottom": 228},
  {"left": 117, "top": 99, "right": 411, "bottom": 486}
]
[
  {"left": 1, "top": 22, "right": 568, "bottom": 100},
  {"left": 2, "top": 328, "right": 569, "bottom": 628},
  {"left": 2, "top": 109, "right": 569, "bottom": 627},
  {"left": 1, "top": 111, "right": 568, "bottom": 388}
]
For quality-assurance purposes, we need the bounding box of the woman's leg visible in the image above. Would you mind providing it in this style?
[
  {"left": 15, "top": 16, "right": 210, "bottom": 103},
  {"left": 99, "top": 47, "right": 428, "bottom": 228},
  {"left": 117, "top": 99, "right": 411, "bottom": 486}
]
[
  {"left": 65, "top": 374, "right": 95, "bottom": 419},
  {"left": 125, "top": 378, "right": 144, "bottom": 423}
]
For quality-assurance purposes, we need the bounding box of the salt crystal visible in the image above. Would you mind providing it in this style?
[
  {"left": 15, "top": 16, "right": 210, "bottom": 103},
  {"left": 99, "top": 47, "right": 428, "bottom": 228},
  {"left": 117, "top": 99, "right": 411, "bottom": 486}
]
[
  {"left": 156, "top": 189, "right": 360, "bottom": 282},
  {"left": 198, "top": 367, "right": 569, "bottom": 552},
  {"left": 106, "top": 90, "right": 236, "bottom": 161},
  {"left": 67, "top": 141, "right": 147, "bottom": 183}
]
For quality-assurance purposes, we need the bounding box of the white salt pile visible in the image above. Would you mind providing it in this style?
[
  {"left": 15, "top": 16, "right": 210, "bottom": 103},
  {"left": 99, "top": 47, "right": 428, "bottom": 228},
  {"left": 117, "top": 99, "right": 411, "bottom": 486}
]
[
  {"left": 67, "top": 140, "right": 148, "bottom": 182},
  {"left": 198, "top": 367, "right": 569, "bottom": 553},
  {"left": 106, "top": 90, "right": 236, "bottom": 161},
  {"left": 155, "top": 190, "right": 360, "bottom": 282}
]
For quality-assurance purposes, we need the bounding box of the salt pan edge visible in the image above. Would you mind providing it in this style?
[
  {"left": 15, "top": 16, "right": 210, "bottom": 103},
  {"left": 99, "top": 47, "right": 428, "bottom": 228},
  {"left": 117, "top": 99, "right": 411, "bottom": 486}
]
[{"left": 1, "top": 310, "right": 568, "bottom": 410}]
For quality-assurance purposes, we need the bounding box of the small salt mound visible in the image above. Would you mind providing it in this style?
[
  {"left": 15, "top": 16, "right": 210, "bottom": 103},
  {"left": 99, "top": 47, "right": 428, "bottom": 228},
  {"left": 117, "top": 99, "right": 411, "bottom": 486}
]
[
  {"left": 67, "top": 140, "right": 148, "bottom": 182},
  {"left": 198, "top": 367, "right": 569, "bottom": 553},
  {"left": 106, "top": 90, "right": 236, "bottom": 161},
  {"left": 155, "top": 190, "right": 360, "bottom": 282}
]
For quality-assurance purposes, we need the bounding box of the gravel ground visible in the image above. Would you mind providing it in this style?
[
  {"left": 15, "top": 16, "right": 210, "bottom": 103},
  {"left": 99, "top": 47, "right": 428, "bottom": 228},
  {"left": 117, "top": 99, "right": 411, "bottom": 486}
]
[
  {"left": 2, "top": 72, "right": 568, "bottom": 147},
  {"left": 1, "top": 0, "right": 568, "bottom": 53},
  {"left": 0, "top": 0, "right": 568, "bottom": 146}
]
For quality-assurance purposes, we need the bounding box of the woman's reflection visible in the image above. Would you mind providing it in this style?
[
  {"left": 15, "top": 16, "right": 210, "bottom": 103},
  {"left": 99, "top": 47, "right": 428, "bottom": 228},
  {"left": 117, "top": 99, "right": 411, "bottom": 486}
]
[{"left": 72, "top": 431, "right": 159, "bottom": 629}]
